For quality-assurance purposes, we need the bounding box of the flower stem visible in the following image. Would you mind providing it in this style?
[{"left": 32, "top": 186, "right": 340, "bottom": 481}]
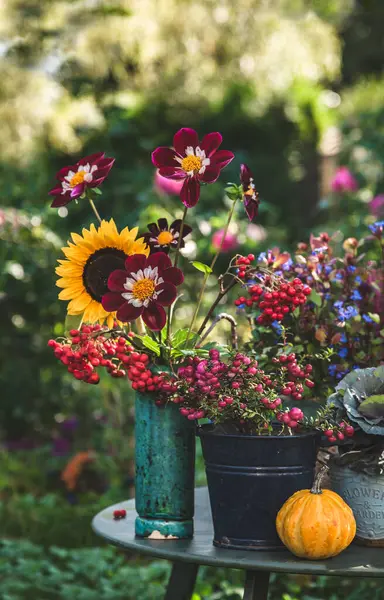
[
  {"left": 89, "top": 197, "right": 102, "bottom": 224},
  {"left": 173, "top": 205, "right": 188, "bottom": 268},
  {"left": 166, "top": 205, "right": 188, "bottom": 343},
  {"left": 187, "top": 199, "right": 238, "bottom": 341}
]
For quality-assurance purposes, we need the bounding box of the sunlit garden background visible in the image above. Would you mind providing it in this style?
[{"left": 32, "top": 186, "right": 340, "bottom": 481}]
[{"left": 1, "top": 0, "right": 384, "bottom": 598}]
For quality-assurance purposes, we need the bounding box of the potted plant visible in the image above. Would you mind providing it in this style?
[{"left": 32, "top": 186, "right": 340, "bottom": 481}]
[
  {"left": 327, "top": 366, "right": 384, "bottom": 546},
  {"left": 165, "top": 345, "right": 351, "bottom": 550}
]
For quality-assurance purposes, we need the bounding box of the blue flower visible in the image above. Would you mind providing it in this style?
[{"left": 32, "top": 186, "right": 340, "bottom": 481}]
[
  {"left": 334, "top": 300, "right": 344, "bottom": 309},
  {"left": 340, "top": 333, "right": 347, "bottom": 343},
  {"left": 282, "top": 258, "right": 293, "bottom": 271},
  {"left": 328, "top": 364, "right": 338, "bottom": 376},
  {"left": 324, "top": 265, "right": 332, "bottom": 275},
  {"left": 363, "top": 314, "right": 373, "bottom": 323},
  {"left": 347, "top": 266, "right": 356, "bottom": 274},
  {"left": 335, "top": 272, "right": 344, "bottom": 280},
  {"left": 336, "top": 304, "right": 358, "bottom": 321},
  {"left": 369, "top": 220, "right": 384, "bottom": 236},
  {"left": 355, "top": 276, "right": 362, "bottom": 284},
  {"left": 338, "top": 347, "right": 348, "bottom": 358},
  {"left": 258, "top": 252, "right": 267, "bottom": 262},
  {"left": 271, "top": 321, "right": 283, "bottom": 335},
  {"left": 350, "top": 290, "right": 362, "bottom": 301}
]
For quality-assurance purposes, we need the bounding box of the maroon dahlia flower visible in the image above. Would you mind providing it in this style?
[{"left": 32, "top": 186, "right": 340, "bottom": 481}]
[
  {"left": 101, "top": 253, "right": 184, "bottom": 331},
  {"left": 151, "top": 128, "right": 234, "bottom": 208},
  {"left": 49, "top": 152, "right": 115, "bottom": 208},
  {"left": 143, "top": 218, "right": 192, "bottom": 254},
  {"left": 240, "top": 163, "right": 260, "bottom": 221}
]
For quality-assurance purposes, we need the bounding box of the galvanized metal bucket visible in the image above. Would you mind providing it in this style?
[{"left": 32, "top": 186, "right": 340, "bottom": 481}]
[
  {"left": 198, "top": 426, "right": 318, "bottom": 550},
  {"left": 135, "top": 391, "right": 195, "bottom": 539},
  {"left": 330, "top": 464, "right": 384, "bottom": 546}
]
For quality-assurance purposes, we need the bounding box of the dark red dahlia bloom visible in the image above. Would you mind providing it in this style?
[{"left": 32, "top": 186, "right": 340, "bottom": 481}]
[
  {"left": 143, "top": 218, "right": 192, "bottom": 254},
  {"left": 240, "top": 163, "right": 260, "bottom": 221},
  {"left": 151, "top": 128, "right": 234, "bottom": 208},
  {"left": 101, "top": 252, "right": 184, "bottom": 331},
  {"left": 49, "top": 152, "right": 115, "bottom": 208}
]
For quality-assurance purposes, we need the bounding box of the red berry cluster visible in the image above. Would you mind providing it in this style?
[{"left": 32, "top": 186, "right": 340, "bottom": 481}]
[
  {"left": 235, "top": 276, "right": 311, "bottom": 324},
  {"left": 272, "top": 353, "right": 314, "bottom": 400},
  {"left": 127, "top": 352, "right": 170, "bottom": 395},
  {"left": 113, "top": 509, "right": 127, "bottom": 520},
  {"left": 48, "top": 325, "right": 164, "bottom": 392},
  {"left": 235, "top": 254, "right": 255, "bottom": 280},
  {"left": 324, "top": 422, "right": 354, "bottom": 443}
]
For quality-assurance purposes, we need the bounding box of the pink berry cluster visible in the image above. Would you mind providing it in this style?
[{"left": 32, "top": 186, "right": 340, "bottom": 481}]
[
  {"left": 169, "top": 349, "right": 310, "bottom": 431},
  {"left": 324, "top": 421, "right": 354, "bottom": 443},
  {"left": 272, "top": 353, "right": 314, "bottom": 401},
  {"left": 48, "top": 325, "right": 165, "bottom": 392},
  {"left": 235, "top": 274, "right": 311, "bottom": 324},
  {"left": 276, "top": 407, "right": 304, "bottom": 429}
]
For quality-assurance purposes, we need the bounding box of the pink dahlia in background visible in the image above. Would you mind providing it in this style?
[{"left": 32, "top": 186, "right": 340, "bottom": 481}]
[
  {"left": 49, "top": 152, "right": 115, "bottom": 208},
  {"left": 154, "top": 170, "right": 183, "bottom": 196},
  {"left": 240, "top": 163, "right": 260, "bottom": 221},
  {"left": 151, "top": 128, "right": 234, "bottom": 208},
  {"left": 369, "top": 194, "right": 384, "bottom": 217},
  {"left": 101, "top": 252, "right": 184, "bottom": 331},
  {"left": 212, "top": 229, "right": 239, "bottom": 252},
  {"left": 331, "top": 166, "right": 358, "bottom": 193}
]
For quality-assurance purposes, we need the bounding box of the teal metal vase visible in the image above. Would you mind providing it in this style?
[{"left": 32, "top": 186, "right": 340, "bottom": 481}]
[{"left": 135, "top": 392, "right": 195, "bottom": 538}]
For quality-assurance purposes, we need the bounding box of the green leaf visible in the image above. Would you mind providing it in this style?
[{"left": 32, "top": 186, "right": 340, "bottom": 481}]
[
  {"left": 359, "top": 395, "right": 384, "bottom": 419},
  {"left": 191, "top": 261, "right": 212, "bottom": 275},
  {"left": 139, "top": 335, "right": 160, "bottom": 356},
  {"left": 309, "top": 289, "right": 322, "bottom": 307},
  {"left": 368, "top": 312, "right": 380, "bottom": 324},
  {"left": 171, "top": 328, "right": 196, "bottom": 348},
  {"left": 93, "top": 188, "right": 103, "bottom": 196},
  {"left": 374, "top": 366, "right": 384, "bottom": 379},
  {"left": 64, "top": 313, "right": 83, "bottom": 335}
]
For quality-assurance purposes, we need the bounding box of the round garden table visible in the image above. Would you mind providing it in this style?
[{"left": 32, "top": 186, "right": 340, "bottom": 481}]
[{"left": 92, "top": 487, "right": 384, "bottom": 600}]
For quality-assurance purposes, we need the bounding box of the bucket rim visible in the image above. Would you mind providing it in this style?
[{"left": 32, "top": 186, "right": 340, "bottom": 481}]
[{"left": 197, "top": 423, "right": 320, "bottom": 441}]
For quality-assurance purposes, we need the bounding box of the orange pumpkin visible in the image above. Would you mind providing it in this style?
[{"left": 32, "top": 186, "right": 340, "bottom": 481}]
[{"left": 276, "top": 466, "right": 356, "bottom": 559}]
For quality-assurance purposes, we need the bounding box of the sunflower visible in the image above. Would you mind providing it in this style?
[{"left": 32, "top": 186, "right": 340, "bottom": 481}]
[{"left": 56, "top": 219, "right": 149, "bottom": 327}]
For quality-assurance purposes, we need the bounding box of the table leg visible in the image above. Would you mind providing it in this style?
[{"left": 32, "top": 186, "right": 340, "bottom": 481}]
[
  {"left": 243, "top": 570, "right": 270, "bottom": 600},
  {"left": 164, "top": 561, "right": 199, "bottom": 600}
]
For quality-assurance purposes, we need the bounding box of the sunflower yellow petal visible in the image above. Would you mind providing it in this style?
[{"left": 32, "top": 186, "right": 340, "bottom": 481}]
[
  {"left": 62, "top": 245, "right": 90, "bottom": 264},
  {"left": 107, "top": 314, "right": 115, "bottom": 328},
  {"left": 58, "top": 286, "right": 83, "bottom": 301},
  {"left": 67, "top": 292, "right": 92, "bottom": 313},
  {"left": 71, "top": 232, "right": 95, "bottom": 252},
  {"left": 56, "top": 263, "right": 84, "bottom": 277},
  {"left": 56, "top": 277, "right": 83, "bottom": 289}
]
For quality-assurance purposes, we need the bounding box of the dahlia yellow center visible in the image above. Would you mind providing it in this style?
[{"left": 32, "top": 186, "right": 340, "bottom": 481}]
[
  {"left": 181, "top": 155, "right": 202, "bottom": 173},
  {"left": 132, "top": 278, "right": 156, "bottom": 301},
  {"left": 70, "top": 171, "right": 86, "bottom": 187},
  {"left": 157, "top": 231, "right": 174, "bottom": 245},
  {"left": 245, "top": 185, "right": 254, "bottom": 196}
]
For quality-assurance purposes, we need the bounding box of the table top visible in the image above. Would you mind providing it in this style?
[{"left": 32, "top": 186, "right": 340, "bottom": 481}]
[{"left": 92, "top": 487, "right": 384, "bottom": 577}]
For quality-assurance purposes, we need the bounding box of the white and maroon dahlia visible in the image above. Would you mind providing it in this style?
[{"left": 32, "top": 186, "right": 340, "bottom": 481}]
[
  {"left": 102, "top": 253, "right": 184, "bottom": 331},
  {"left": 49, "top": 152, "right": 115, "bottom": 208},
  {"left": 152, "top": 128, "right": 234, "bottom": 208}
]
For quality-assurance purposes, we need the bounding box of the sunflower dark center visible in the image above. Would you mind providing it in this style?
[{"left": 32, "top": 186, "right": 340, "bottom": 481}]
[{"left": 83, "top": 248, "right": 127, "bottom": 302}]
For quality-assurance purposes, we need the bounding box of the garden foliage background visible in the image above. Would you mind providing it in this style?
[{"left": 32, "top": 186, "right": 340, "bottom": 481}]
[{"left": 1, "top": 1, "right": 384, "bottom": 598}]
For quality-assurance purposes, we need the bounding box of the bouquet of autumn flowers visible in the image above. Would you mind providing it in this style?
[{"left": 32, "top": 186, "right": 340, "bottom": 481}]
[{"left": 47, "top": 128, "right": 355, "bottom": 438}]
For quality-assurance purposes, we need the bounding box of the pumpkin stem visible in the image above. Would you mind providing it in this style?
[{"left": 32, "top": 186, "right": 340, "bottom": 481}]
[{"left": 310, "top": 465, "right": 329, "bottom": 494}]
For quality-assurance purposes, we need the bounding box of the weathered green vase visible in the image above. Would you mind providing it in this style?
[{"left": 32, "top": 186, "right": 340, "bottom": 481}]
[{"left": 135, "top": 391, "right": 195, "bottom": 538}]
